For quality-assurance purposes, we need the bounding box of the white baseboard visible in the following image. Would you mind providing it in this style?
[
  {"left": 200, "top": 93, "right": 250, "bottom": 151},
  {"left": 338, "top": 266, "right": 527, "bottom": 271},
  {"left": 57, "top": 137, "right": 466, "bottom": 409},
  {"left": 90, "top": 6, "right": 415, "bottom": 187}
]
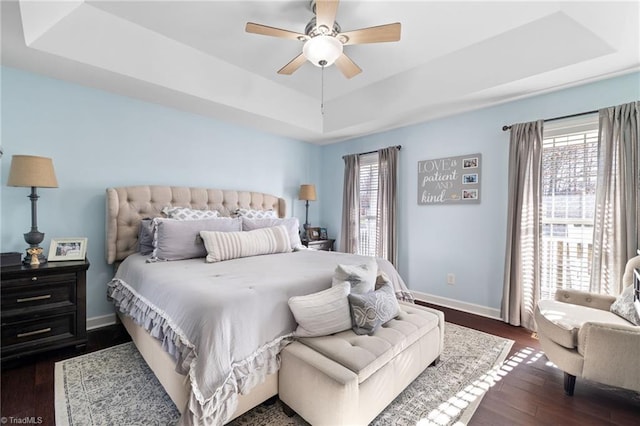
[
  {"left": 412, "top": 291, "right": 502, "bottom": 321},
  {"left": 86, "top": 313, "right": 117, "bottom": 330}
]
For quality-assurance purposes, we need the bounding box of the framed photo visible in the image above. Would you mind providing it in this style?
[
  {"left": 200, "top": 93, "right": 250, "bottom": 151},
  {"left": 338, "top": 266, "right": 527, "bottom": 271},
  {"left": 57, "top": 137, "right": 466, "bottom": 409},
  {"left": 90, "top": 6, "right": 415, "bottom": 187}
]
[
  {"left": 319, "top": 228, "right": 328, "bottom": 240},
  {"left": 462, "top": 189, "right": 478, "bottom": 200},
  {"left": 463, "top": 157, "right": 479, "bottom": 169},
  {"left": 307, "top": 227, "right": 321, "bottom": 241},
  {"left": 48, "top": 238, "right": 88, "bottom": 261},
  {"left": 462, "top": 173, "right": 478, "bottom": 184}
]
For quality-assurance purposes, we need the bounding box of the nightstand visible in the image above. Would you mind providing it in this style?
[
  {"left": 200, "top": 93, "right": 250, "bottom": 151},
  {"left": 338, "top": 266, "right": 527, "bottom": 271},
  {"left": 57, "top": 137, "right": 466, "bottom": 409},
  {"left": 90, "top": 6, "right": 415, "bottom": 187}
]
[
  {"left": 1, "top": 259, "right": 89, "bottom": 363},
  {"left": 303, "top": 239, "right": 335, "bottom": 251}
]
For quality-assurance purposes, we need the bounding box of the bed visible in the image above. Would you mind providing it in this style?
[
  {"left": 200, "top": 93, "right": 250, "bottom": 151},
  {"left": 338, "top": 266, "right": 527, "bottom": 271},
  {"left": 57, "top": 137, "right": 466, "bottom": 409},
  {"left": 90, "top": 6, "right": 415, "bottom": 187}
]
[{"left": 105, "top": 185, "right": 413, "bottom": 426}]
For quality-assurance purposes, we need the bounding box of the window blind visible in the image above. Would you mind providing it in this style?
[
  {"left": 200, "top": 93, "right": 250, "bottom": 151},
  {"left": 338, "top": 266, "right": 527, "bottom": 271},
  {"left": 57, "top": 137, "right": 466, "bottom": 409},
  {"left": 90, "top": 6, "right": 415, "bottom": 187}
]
[
  {"left": 358, "top": 152, "right": 379, "bottom": 257},
  {"left": 540, "top": 115, "right": 599, "bottom": 299}
]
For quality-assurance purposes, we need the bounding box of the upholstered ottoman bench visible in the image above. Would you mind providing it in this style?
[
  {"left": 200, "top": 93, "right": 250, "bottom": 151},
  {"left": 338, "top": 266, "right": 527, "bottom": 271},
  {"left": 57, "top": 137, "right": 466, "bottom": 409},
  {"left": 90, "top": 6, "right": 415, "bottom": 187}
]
[{"left": 279, "top": 302, "right": 444, "bottom": 425}]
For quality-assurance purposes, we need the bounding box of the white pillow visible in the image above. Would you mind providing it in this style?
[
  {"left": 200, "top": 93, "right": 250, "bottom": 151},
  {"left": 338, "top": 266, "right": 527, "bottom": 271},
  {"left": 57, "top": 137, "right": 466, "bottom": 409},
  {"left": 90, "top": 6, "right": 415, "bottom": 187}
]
[
  {"left": 235, "top": 208, "right": 277, "bottom": 219},
  {"left": 288, "top": 282, "right": 352, "bottom": 337},
  {"left": 161, "top": 206, "right": 220, "bottom": 220},
  {"left": 331, "top": 260, "right": 377, "bottom": 294},
  {"left": 242, "top": 217, "right": 303, "bottom": 249},
  {"left": 200, "top": 225, "right": 291, "bottom": 263}
]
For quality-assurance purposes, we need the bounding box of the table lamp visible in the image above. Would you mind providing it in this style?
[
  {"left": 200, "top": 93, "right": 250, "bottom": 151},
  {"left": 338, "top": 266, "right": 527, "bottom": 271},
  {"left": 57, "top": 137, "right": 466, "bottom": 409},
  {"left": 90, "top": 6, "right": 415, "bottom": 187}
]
[
  {"left": 7, "top": 155, "right": 58, "bottom": 265},
  {"left": 298, "top": 184, "right": 316, "bottom": 240}
]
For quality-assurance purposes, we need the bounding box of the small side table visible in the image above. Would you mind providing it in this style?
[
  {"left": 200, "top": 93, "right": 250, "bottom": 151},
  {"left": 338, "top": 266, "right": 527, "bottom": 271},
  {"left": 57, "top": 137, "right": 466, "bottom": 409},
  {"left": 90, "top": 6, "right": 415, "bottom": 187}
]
[
  {"left": 1, "top": 259, "right": 89, "bottom": 363},
  {"left": 303, "top": 239, "right": 335, "bottom": 251}
]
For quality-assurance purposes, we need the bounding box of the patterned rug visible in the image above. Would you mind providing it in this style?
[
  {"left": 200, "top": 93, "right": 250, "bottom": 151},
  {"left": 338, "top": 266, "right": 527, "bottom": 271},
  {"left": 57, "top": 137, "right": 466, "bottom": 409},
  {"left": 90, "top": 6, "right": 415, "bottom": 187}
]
[{"left": 55, "top": 323, "right": 513, "bottom": 426}]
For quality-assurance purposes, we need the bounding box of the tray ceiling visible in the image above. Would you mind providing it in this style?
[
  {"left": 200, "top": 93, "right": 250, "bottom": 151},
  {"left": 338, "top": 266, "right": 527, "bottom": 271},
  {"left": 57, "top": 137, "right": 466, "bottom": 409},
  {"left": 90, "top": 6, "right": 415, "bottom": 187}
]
[{"left": 2, "top": 1, "right": 639, "bottom": 144}]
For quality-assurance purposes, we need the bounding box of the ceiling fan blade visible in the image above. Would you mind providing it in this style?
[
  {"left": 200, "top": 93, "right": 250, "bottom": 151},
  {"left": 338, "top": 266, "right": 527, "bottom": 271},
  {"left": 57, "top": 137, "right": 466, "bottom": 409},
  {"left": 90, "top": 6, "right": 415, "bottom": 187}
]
[
  {"left": 278, "top": 53, "right": 307, "bottom": 75},
  {"left": 315, "top": 0, "right": 339, "bottom": 30},
  {"left": 334, "top": 53, "right": 362, "bottom": 79},
  {"left": 340, "top": 23, "right": 401, "bottom": 45},
  {"left": 246, "top": 22, "right": 306, "bottom": 41}
]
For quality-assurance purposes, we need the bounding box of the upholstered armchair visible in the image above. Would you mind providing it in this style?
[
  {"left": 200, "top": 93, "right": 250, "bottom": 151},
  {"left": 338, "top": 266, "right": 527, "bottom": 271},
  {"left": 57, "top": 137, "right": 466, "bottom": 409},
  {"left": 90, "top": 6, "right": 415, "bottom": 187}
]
[{"left": 535, "top": 255, "right": 640, "bottom": 396}]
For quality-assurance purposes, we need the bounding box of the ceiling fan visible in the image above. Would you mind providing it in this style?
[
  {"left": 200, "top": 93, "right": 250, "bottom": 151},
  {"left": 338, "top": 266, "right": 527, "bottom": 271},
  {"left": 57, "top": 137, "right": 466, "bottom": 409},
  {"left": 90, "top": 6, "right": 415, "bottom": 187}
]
[{"left": 245, "top": 0, "right": 401, "bottom": 79}]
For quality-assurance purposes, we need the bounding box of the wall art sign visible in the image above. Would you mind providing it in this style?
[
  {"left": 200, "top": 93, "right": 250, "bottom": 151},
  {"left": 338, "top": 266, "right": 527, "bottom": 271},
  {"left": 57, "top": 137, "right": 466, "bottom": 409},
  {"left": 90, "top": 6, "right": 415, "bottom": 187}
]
[{"left": 417, "top": 153, "right": 482, "bottom": 205}]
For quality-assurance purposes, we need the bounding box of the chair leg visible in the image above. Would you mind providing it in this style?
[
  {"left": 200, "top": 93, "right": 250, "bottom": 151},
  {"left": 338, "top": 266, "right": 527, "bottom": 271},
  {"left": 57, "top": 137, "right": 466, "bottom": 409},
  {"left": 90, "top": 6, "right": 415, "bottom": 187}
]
[{"left": 564, "top": 372, "right": 576, "bottom": 396}]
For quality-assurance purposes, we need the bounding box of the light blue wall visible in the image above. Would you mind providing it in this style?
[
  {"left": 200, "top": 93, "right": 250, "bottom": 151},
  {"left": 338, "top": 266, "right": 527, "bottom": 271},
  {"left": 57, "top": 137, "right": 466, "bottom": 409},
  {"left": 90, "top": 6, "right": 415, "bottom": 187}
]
[
  {"left": 3, "top": 66, "right": 638, "bottom": 322},
  {"left": 320, "top": 71, "right": 640, "bottom": 313},
  {"left": 1, "top": 66, "right": 321, "bottom": 320}
]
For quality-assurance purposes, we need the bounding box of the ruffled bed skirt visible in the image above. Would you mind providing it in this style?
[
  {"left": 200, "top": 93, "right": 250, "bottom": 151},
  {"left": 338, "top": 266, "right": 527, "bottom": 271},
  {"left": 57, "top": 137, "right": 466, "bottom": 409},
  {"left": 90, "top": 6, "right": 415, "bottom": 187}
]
[{"left": 107, "top": 278, "right": 292, "bottom": 426}]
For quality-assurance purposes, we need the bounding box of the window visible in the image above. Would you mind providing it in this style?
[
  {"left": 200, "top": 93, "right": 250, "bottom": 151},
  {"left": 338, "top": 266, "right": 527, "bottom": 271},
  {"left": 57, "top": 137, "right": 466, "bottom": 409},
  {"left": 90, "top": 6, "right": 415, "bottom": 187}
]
[
  {"left": 540, "top": 115, "right": 599, "bottom": 299},
  {"left": 358, "top": 152, "right": 379, "bottom": 256}
]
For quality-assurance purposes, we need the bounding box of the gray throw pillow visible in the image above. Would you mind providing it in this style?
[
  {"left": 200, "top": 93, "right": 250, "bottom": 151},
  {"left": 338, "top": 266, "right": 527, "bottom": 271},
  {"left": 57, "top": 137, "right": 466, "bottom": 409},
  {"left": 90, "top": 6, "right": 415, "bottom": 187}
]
[
  {"left": 348, "top": 282, "right": 400, "bottom": 335},
  {"left": 150, "top": 217, "right": 242, "bottom": 261},
  {"left": 242, "top": 217, "right": 303, "bottom": 249},
  {"left": 610, "top": 285, "right": 640, "bottom": 326},
  {"left": 138, "top": 218, "right": 154, "bottom": 255}
]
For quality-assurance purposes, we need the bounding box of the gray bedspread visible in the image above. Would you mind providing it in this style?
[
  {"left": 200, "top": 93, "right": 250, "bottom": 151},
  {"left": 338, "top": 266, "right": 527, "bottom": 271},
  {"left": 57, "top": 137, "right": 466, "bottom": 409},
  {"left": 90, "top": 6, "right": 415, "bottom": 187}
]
[{"left": 107, "top": 250, "right": 412, "bottom": 425}]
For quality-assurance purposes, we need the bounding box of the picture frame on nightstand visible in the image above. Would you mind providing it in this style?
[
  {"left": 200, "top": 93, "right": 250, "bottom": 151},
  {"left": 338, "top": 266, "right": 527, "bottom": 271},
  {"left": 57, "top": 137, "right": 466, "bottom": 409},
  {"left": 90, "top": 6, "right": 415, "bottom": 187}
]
[
  {"left": 48, "top": 237, "right": 88, "bottom": 261},
  {"left": 307, "top": 227, "right": 321, "bottom": 241},
  {"left": 319, "top": 228, "right": 328, "bottom": 240}
]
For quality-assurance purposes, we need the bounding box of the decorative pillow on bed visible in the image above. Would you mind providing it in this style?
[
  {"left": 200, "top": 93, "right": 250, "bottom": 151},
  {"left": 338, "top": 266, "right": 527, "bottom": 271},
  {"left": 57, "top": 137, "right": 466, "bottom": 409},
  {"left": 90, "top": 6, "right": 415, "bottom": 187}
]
[
  {"left": 242, "top": 217, "right": 303, "bottom": 250},
  {"left": 375, "top": 270, "right": 392, "bottom": 290},
  {"left": 331, "top": 260, "right": 377, "bottom": 294},
  {"left": 610, "top": 285, "right": 640, "bottom": 325},
  {"left": 200, "top": 225, "right": 291, "bottom": 263},
  {"left": 234, "top": 208, "right": 277, "bottom": 219},
  {"left": 138, "top": 218, "right": 155, "bottom": 255},
  {"left": 161, "top": 206, "right": 220, "bottom": 220},
  {"left": 288, "top": 282, "right": 352, "bottom": 337},
  {"left": 149, "top": 217, "right": 242, "bottom": 261},
  {"left": 348, "top": 282, "right": 400, "bottom": 335}
]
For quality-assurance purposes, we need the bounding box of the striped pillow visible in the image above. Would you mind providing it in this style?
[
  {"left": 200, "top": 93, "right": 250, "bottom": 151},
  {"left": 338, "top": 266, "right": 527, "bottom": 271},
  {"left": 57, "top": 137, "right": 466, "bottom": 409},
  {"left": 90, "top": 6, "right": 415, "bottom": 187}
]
[
  {"left": 200, "top": 225, "right": 291, "bottom": 263},
  {"left": 288, "top": 282, "right": 352, "bottom": 337}
]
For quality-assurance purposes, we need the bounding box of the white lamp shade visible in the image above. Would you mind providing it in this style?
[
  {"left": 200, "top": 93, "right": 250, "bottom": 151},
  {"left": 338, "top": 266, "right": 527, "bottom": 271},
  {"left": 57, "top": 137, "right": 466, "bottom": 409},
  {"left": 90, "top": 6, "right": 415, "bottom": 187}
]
[{"left": 303, "top": 35, "right": 343, "bottom": 67}]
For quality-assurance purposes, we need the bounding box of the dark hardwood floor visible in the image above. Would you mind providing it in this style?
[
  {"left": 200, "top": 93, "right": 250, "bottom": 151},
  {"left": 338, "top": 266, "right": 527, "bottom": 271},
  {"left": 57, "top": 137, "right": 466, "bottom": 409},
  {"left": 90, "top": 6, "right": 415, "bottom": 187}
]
[
  {"left": 1, "top": 325, "right": 131, "bottom": 426},
  {"left": 420, "top": 303, "right": 640, "bottom": 426},
  {"left": 1, "top": 306, "right": 638, "bottom": 425}
]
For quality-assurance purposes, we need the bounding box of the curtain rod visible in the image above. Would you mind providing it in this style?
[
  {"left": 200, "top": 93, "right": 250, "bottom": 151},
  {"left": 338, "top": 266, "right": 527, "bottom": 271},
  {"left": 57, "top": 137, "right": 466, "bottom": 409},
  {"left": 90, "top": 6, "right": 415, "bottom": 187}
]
[
  {"left": 342, "top": 145, "right": 402, "bottom": 159},
  {"left": 501, "top": 109, "right": 598, "bottom": 131}
]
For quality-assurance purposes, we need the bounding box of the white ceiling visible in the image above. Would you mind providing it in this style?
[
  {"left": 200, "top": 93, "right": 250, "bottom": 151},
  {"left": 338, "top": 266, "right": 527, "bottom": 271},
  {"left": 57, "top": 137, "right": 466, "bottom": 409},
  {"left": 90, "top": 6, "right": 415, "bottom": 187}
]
[{"left": 2, "top": 1, "right": 639, "bottom": 144}]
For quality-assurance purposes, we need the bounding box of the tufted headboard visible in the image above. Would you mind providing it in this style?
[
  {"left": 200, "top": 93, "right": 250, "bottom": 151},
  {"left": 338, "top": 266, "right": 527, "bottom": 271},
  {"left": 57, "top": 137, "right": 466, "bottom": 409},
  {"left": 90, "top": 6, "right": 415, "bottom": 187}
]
[{"left": 105, "top": 185, "right": 286, "bottom": 264}]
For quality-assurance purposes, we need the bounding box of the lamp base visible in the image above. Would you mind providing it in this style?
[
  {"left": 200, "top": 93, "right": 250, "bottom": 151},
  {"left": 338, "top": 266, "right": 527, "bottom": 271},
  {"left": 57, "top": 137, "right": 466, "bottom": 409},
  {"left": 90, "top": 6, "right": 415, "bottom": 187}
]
[
  {"left": 301, "top": 222, "right": 310, "bottom": 242},
  {"left": 23, "top": 246, "right": 47, "bottom": 266}
]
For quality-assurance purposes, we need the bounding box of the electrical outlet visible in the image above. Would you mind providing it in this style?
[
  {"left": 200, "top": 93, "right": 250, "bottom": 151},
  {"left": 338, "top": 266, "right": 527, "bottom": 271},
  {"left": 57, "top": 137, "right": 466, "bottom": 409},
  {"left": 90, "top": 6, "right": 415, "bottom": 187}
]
[{"left": 447, "top": 273, "right": 455, "bottom": 285}]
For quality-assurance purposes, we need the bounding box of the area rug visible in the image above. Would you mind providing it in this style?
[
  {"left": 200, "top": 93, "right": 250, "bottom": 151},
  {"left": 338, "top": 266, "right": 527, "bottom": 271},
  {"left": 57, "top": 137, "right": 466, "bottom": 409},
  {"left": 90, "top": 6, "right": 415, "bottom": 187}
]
[{"left": 55, "top": 323, "right": 513, "bottom": 426}]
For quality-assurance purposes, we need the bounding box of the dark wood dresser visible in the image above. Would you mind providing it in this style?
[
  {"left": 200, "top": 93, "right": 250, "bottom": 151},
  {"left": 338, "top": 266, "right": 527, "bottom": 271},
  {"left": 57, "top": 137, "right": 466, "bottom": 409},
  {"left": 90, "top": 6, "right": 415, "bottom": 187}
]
[{"left": 1, "top": 259, "right": 89, "bottom": 363}]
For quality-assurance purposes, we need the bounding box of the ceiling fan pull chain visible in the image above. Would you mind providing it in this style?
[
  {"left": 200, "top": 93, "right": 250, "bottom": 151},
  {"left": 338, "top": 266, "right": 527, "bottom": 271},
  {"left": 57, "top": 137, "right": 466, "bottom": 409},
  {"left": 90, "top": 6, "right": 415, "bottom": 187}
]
[{"left": 320, "top": 59, "right": 327, "bottom": 115}]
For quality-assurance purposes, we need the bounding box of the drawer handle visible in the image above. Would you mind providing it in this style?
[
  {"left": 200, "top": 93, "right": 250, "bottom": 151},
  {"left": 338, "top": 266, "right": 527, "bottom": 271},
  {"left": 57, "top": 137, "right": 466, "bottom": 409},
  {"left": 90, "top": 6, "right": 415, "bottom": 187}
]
[
  {"left": 17, "top": 327, "right": 52, "bottom": 338},
  {"left": 16, "top": 294, "right": 52, "bottom": 303}
]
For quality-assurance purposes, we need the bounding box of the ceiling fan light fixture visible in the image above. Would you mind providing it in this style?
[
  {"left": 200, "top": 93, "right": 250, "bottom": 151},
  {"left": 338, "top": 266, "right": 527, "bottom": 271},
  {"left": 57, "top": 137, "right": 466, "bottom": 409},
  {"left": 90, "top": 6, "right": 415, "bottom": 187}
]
[{"left": 303, "top": 35, "right": 343, "bottom": 67}]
